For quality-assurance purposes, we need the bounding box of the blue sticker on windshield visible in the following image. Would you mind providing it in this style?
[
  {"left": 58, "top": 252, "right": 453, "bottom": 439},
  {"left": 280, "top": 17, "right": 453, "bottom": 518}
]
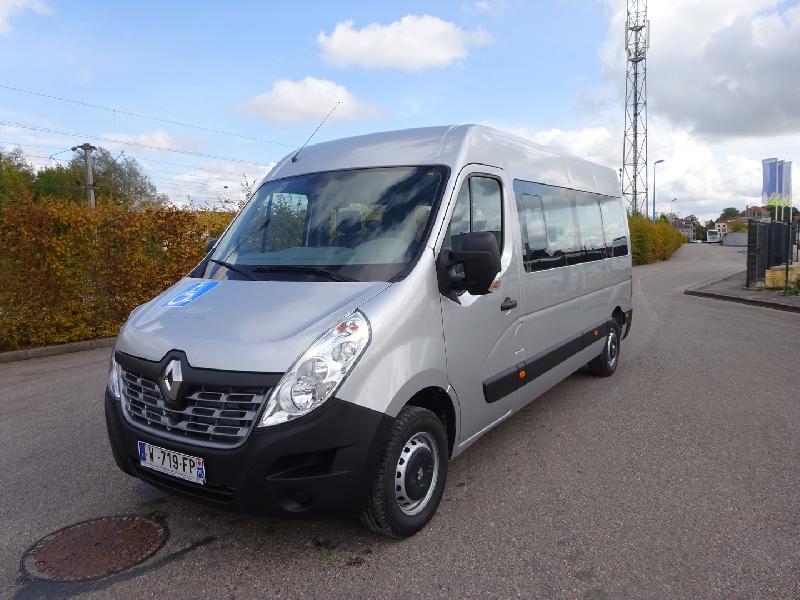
[{"left": 160, "top": 281, "right": 220, "bottom": 308}]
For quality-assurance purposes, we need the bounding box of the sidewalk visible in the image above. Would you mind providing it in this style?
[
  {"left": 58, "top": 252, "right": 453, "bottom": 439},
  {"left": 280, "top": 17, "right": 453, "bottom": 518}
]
[
  {"left": 0, "top": 337, "right": 115, "bottom": 364},
  {"left": 685, "top": 271, "right": 800, "bottom": 313}
]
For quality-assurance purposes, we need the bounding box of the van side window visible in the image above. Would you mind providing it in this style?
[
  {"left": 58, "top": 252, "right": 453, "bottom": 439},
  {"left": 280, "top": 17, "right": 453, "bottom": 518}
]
[
  {"left": 449, "top": 183, "right": 471, "bottom": 252},
  {"left": 470, "top": 177, "right": 503, "bottom": 250},
  {"left": 599, "top": 196, "right": 629, "bottom": 256},
  {"left": 449, "top": 176, "right": 503, "bottom": 251},
  {"left": 542, "top": 195, "right": 579, "bottom": 258},
  {"left": 574, "top": 196, "right": 606, "bottom": 260},
  {"left": 517, "top": 193, "right": 554, "bottom": 272}
]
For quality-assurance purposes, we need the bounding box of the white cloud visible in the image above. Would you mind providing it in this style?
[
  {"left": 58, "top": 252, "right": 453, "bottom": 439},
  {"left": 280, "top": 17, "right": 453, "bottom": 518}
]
[
  {"left": 162, "top": 160, "right": 272, "bottom": 209},
  {"left": 103, "top": 130, "right": 205, "bottom": 153},
  {"left": 0, "top": 0, "right": 50, "bottom": 34},
  {"left": 529, "top": 127, "right": 617, "bottom": 167},
  {"left": 471, "top": 1, "right": 510, "bottom": 20},
  {"left": 317, "top": 15, "right": 492, "bottom": 70},
  {"left": 491, "top": 0, "right": 800, "bottom": 222},
  {"left": 481, "top": 116, "right": 785, "bottom": 222},
  {"left": 239, "top": 76, "right": 380, "bottom": 124},
  {"left": 600, "top": 0, "right": 800, "bottom": 137}
]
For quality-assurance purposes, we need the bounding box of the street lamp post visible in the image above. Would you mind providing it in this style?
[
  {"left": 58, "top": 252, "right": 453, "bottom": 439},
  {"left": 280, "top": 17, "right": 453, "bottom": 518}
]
[
  {"left": 653, "top": 159, "right": 665, "bottom": 222},
  {"left": 671, "top": 198, "right": 677, "bottom": 227}
]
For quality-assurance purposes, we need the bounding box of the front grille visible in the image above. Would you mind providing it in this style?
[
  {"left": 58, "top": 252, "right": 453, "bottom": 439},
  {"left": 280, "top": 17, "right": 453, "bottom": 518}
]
[{"left": 121, "top": 369, "right": 270, "bottom": 448}]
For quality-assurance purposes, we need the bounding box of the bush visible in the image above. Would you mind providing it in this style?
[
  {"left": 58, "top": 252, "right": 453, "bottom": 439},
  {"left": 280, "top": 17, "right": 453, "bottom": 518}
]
[
  {"left": 627, "top": 213, "right": 685, "bottom": 266},
  {"left": 0, "top": 197, "right": 234, "bottom": 351},
  {"left": 0, "top": 198, "right": 684, "bottom": 351}
]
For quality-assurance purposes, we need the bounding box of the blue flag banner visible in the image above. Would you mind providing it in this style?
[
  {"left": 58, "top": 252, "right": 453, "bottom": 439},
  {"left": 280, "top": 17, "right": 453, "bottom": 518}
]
[
  {"left": 763, "top": 158, "right": 777, "bottom": 201},
  {"left": 784, "top": 161, "right": 793, "bottom": 204}
]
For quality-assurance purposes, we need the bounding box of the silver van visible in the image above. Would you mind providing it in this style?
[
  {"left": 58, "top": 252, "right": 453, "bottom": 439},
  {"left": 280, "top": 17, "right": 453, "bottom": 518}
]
[{"left": 105, "top": 125, "right": 632, "bottom": 538}]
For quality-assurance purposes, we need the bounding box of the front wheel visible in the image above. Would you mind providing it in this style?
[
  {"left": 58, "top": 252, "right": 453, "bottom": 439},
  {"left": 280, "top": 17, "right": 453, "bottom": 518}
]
[
  {"left": 588, "top": 320, "right": 621, "bottom": 377},
  {"left": 361, "top": 406, "right": 448, "bottom": 538}
]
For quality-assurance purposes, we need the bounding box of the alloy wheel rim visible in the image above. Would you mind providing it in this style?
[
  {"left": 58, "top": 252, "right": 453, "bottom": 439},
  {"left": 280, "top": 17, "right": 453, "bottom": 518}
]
[
  {"left": 394, "top": 431, "right": 439, "bottom": 516},
  {"left": 608, "top": 330, "right": 619, "bottom": 368}
]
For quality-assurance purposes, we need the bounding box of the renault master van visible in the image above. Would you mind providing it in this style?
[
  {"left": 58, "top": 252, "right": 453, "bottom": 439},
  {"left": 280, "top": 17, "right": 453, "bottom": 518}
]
[{"left": 105, "top": 125, "right": 633, "bottom": 538}]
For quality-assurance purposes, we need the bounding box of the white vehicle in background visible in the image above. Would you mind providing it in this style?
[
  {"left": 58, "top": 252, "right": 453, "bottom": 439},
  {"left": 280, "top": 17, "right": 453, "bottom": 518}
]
[{"left": 706, "top": 230, "right": 721, "bottom": 244}]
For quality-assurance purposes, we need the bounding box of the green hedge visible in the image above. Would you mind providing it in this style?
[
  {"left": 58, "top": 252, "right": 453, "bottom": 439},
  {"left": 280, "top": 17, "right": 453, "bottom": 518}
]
[
  {"left": 628, "top": 213, "right": 685, "bottom": 266},
  {"left": 0, "top": 198, "right": 684, "bottom": 351},
  {"left": 0, "top": 198, "right": 233, "bottom": 351}
]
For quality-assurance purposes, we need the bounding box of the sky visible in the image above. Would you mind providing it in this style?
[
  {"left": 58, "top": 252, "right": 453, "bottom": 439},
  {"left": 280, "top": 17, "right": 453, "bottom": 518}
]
[{"left": 0, "top": 0, "right": 798, "bottom": 220}]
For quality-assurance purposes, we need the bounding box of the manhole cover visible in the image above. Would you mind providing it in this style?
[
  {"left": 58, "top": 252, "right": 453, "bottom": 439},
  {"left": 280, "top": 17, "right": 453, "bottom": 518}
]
[{"left": 21, "top": 515, "right": 167, "bottom": 582}]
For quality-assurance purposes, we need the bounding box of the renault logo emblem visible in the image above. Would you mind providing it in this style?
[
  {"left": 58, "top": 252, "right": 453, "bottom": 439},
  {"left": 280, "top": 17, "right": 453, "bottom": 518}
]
[{"left": 161, "top": 359, "right": 183, "bottom": 403}]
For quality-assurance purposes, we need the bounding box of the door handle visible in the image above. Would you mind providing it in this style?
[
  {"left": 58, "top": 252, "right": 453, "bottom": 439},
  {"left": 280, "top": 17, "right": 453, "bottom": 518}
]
[{"left": 500, "top": 297, "right": 518, "bottom": 311}]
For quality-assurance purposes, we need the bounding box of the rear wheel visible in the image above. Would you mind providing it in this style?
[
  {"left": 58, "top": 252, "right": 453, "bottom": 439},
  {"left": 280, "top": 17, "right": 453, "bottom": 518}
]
[
  {"left": 588, "top": 320, "right": 620, "bottom": 377},
  {"left": 361, "top": 406, "right": 448, "bottom": 538}
]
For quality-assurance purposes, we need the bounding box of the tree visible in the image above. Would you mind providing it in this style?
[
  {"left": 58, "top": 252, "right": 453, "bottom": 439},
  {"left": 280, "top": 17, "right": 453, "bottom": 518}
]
[
  {"left": 764, "top": 200, "right": 799, "bottom": 222},
  {"left": 718, "top": 207, "right": 741, "bottom": 220},
  {"left": 1, "top": 146, "right": 168, "bottom": 207},
  {"left": 32, "top": 162, "right": 84, "bottom": 202},
  {"left": 69, "top": 148, "right": 168, "bottom": 207},
  {"left": 0, "top": 147, "right": 36, "bottom": 207},
  {"left": 728, "top": 220, "right": 747, "bottom": 233},
  {"left": 694, "top": 223, "right": 707, "bottom": 241}
]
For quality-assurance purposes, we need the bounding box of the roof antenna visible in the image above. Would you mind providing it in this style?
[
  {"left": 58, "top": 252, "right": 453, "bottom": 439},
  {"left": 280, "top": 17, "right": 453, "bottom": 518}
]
[{"left": 292, "top": 100, "right": 340, "bottom": 163}]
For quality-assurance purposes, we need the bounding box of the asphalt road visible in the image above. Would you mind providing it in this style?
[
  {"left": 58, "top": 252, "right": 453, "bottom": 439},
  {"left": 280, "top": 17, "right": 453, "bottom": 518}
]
[{"left": 2, "top": 244, "right": 799, "bottom": 599}]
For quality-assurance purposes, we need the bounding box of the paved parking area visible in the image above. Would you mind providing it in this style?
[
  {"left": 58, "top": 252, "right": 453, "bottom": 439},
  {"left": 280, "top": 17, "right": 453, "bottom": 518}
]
[{"left": 2, "top": 244, "right": 799, "bottom": 599}]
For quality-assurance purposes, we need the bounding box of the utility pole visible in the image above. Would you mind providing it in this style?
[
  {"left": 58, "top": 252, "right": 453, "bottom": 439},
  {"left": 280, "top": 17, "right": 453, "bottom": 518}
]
[
  {"left": 622, "top": 0, "right": 649, "bottom": 215},
  {"left": 71, "top": 143, "right": 97, "bottom": 209}
]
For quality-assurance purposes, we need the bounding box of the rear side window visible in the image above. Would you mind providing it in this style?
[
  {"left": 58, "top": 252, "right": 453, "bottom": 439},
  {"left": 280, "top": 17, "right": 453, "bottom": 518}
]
[
  {"left": 543, "top": 196, "right": 579, "bottom": 256},
  {"left": 599, "top": 196, "right": 629, "bottom": 256},
  {"left": 514, "top": 179, "right": 625, "bottom": 270},
  {"left": 519, "top": 194, "right": 548, "bottom": 259},
  {"left": 574, "top": 196, "right": 606, "bottom": 259}
]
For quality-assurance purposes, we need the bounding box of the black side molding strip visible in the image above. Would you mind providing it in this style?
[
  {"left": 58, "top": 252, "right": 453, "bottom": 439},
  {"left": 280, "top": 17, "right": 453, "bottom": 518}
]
[{"left": 483, "top": 320, "right": 610, "bottom": 404}]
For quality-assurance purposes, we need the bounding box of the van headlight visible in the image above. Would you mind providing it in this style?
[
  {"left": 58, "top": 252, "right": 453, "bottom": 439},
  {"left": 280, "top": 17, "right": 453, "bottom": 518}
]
[
  {"left": 259, "top": 310, "right": 371, "bottom": 427},
  {"left": 108, "top": 354, "right": 123, "bottom": 400}
]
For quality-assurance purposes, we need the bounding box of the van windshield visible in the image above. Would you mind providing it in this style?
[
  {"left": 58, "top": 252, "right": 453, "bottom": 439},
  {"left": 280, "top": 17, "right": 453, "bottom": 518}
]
[{"left": 204, "top": 166, "right": 449, "bottom": 282}]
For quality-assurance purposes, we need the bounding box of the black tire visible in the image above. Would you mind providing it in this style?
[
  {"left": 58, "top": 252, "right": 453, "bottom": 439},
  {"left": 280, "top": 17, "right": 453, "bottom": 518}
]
[
  {"left": 588, "top": 319, "right": 621, "bottom": 377},
  {"left": 361, "top": 406, "right": 448, "bottom": 538}
]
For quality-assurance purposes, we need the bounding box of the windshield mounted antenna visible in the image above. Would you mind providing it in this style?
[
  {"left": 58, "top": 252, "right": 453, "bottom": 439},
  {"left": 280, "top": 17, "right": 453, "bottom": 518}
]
[{"left": 291, "top": 100, "right": 340, "bottom": 163}]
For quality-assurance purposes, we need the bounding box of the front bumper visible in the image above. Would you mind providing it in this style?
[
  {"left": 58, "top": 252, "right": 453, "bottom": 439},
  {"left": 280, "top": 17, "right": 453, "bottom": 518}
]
[{"left": 105, "top": 392, "right": 392, "bottom": 517}]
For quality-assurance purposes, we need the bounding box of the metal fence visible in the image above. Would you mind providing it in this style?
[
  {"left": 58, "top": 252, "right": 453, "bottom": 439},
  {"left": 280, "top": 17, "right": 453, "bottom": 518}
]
[{"left": 746, "top": 220, "right": 797, "bottom": 287}]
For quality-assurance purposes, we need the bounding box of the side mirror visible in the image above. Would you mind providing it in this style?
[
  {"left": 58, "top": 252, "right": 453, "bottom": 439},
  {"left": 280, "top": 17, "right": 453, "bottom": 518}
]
[
  {"left": 441, "top": 231, "right": 501, "bottom": 296},
  {"left": 205, "top": 238, "right": 217, "bottom": 255}
]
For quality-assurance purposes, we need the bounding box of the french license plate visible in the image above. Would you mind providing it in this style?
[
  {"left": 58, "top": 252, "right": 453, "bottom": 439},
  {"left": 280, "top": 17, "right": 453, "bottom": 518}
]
[{"left": 138, "top": 441, "right": 206, "bottom": 484}]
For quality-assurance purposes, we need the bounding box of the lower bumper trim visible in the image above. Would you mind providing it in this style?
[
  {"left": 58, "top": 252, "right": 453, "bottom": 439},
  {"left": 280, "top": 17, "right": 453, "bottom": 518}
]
[{"left": 105, "top": 392, "right": 393, "bottom": 517}]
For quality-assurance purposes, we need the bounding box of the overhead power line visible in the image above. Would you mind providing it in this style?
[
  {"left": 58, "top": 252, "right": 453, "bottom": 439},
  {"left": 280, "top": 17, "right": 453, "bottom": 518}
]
[
  {"left": 144, "top": 167, "right": 241, "bottom": 182},
  {"left": 1, "top": 141, "right": 260, "bottom": 184},
  {"left": 0, "top": 83, "right": 295, "bottom": 148},
  {"left": 126, "top": 154, "right": 266, "bottom": 176},
  {"left": 0, "top": 141, "right": 72, "bottom": 152},
  {"left": 0, "top": 121, "right": 272, "bottom": 166}
]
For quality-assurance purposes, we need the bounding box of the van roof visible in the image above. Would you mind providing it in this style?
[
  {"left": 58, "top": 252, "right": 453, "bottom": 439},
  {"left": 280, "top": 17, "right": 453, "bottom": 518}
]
[{"left": 264, "top": 124, "right": 619, "bottom": 197}]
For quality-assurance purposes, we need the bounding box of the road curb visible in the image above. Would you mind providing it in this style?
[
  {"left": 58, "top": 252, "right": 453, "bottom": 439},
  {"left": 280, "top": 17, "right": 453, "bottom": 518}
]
[
  {"left": 684, "top": 289, "right": 800, "bottom": 313},
  {"left": 0, "top": 337, "right": 116, "bottom": 364},
  {"left": 684, "top": 269, "right": 747, "bottom": 291}
]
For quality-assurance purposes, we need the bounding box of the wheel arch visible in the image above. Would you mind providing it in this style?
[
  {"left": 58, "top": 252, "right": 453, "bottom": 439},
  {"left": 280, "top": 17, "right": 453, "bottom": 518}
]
[
  {"left": 405, "top": 387, "right": 458, "bottom": 457},
  {"left": 612, "top": 305, "right": 625, "bottom": 327}
]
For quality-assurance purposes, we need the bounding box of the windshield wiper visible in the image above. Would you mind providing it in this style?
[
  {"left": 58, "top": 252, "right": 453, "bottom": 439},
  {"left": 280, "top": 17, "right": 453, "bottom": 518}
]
[
  {"left": 252, "top": 265, "right": 359, "bottom": 282},
  {"left": 207, "top": 258, "right": 257, "bottom": 281}
]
